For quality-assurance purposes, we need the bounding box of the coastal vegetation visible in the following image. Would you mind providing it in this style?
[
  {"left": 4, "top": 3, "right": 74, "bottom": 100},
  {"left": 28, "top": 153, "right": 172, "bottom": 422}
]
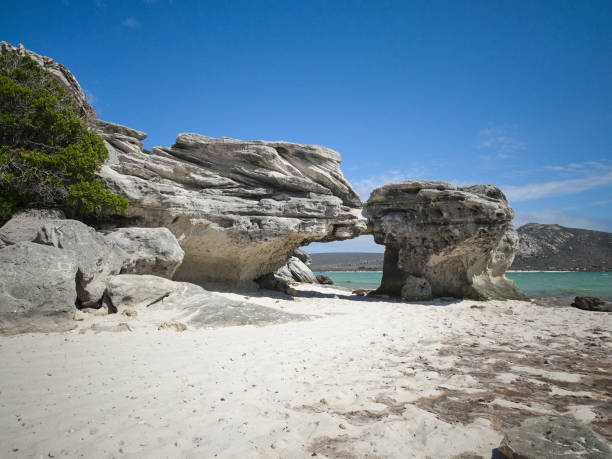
[{"left": 0, "top": 50, "right": 127, "bottom": 221}]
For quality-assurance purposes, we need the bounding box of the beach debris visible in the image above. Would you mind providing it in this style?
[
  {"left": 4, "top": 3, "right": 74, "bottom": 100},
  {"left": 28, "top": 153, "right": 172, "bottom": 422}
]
[
  {"left": 498, "top": 416, "right": 612, "bottom": 459},
  {"left": 158, "top": 321, "right": 187, "bottom": 332},
  {"left": 121, "top": 309, "right": 138, "bottom": 318}
]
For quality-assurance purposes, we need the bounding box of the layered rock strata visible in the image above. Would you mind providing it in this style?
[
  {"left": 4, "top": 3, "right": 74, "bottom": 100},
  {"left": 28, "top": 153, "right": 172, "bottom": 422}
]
[
  {"left": 364, "top": 181, "right": 525, "bottom": 300},
  {"left": 97, "top": 128, "right": 367, "bottom": 286}
]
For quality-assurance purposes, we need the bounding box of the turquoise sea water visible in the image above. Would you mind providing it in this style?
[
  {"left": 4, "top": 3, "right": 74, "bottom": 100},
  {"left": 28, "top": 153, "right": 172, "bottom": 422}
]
[{"left": 314, "top": 271, "right": 612, "bottom": 299}]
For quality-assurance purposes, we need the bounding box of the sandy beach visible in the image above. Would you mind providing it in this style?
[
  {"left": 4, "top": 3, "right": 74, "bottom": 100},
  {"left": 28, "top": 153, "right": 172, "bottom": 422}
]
[{"left": 1, "top": 284, "right": 610, "bottom": 458}]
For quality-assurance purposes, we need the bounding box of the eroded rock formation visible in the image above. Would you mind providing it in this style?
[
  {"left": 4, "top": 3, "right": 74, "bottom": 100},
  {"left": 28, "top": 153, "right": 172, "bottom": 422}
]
[
  {"left": 364, "top": 181, "right": 525, "bottom": 300},
  {"left": 97, "top": 128, "right": 367, "bottom": 286},
  {"left": 2, "top": 42, "right": 524, "bottom": 300}
]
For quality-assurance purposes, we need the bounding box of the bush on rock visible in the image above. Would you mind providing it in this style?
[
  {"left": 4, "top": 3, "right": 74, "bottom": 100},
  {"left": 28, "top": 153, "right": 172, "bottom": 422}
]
[{"left": 0, "top": 50, "right": 127, "bottom": 220}]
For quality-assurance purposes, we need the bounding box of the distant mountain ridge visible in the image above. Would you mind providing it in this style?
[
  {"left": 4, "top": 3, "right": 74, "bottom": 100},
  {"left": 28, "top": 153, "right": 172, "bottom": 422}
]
[
  {"left": 512, "top": 223, "right": 611, "bottom": 271},
  {"left": 309, "top": 223, "right": 611, "bottom": 272}
]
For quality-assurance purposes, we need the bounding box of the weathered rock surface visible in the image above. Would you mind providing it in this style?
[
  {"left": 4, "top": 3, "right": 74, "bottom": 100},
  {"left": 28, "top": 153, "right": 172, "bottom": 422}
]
[
  {"left": 35, "top": 220, "right": 127, "bottom": 306},
  {"left": 105, "top": 227, "right": 184, "bottom": 278},
  {"left": 316, "top": 274, "right": 334, "bottom": 285},
  {"left": 276, "top": 257, "right": 318, "bottom": 283},
  {"left": 97, "top": 129, "right": 367, "bottom": 286},
  {"left": 0, "top": 41, "right": 95, "bottom": 120},
  {"left": 571, "top": 296, "right": 612, "bottom": 312},
  {"left": 498, "top": 416, "right": 612, "bottom": 459},
  {"left": 293, "top": 248, "right": 312, "bottom": 265},
  {"left": 364, "top": 181, "right": 525, "bottom": 300},
  {"left": 0, "top": 242, "right": 78, "bottom": 334},
  {"left": 0, "top": 208, "right": 65, "bottom": 246},
  {"left": 107, "top": 275, "right": 308, "bottom": 327}
]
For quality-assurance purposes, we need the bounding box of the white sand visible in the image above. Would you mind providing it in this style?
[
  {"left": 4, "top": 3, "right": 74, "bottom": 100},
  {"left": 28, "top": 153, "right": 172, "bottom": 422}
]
[{"left": 1, "top": 284, "right": 610, "bottom": 458}]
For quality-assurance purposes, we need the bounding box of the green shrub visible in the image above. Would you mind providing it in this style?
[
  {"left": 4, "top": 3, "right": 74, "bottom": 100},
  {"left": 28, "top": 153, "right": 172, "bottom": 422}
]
[{"left": 0, "top": 50, "right": 128, "bottom": 221}]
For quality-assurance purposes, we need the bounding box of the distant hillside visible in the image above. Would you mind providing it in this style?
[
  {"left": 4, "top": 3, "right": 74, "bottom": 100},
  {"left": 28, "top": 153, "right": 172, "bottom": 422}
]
[
  {"left": 309, "top": 223, "right": 611, "bottom": 272},
  {"left": 310, "top": 252, "right": 383, "bottom": 271},
  {"left": 512, "top": 223, "right": 611, "bottom": 271}
]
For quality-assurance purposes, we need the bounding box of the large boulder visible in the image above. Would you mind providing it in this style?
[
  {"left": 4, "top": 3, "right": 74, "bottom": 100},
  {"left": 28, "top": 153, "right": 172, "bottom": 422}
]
[
  {"left": 0, "top": 208, "right": 65, "bottom": 246},
  {"left": 107, "top": 274, "right": 308, "bottom": 327},
  {"left": 498, "top": 416, "right": 612, "bottom": 459},
  {"left": 35, "top": 220, "right": 127, "bottom": 306},
  {"left": 275, "top": 256, "right": 317, "bottom": 283},
  {"left": 364, "top": 181, "right": 525, "bottom": 300},
  {"left": 104, "top": 227, "right": 184, "bottom": 278},
  {"left": 0, "top": 242, "right": 78, "bottom": 334},
  {"left": 97, "top": 130, "right": 367, "bottom": 286}
]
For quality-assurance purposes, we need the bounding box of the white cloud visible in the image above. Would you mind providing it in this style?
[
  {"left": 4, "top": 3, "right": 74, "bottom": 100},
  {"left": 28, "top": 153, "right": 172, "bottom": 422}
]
[
  {"left": 122, "top": 17, "right": 140, "bottom": 28},
  {"left": 351, "top": 168, "right": 427, "bottom": 201},
  {"left": 503, "top": 162, "right": 612, "bottom": 202},
  {"left": 476, "top": 127, "right": 525, "bottom": 155},
  {"left": 514, "top": 210, "right": 612, "bottom": 232}
]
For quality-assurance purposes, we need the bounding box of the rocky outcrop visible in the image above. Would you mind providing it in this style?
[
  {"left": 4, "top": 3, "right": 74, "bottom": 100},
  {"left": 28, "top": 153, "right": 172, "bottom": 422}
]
[
  {"left": 35, "top": 220, "right": 127, "bottom": 306},
  {"left": 97, "top": 128, "right": 367, "bottom": 286},
  {"left": 0, "top": 242, "right": 78, "bottom": 334},
  {"left": 0, "top": 208, "right": 65, "bottom": 246},
  {"left": 107, "top": 274, "right": 308, "bottom": 327},
  {"left": 364, "top": 181, "right": 525, "bottom": 300},
  {"left": 275, "top": 256, "right": 317, "bottom": 283},
  {"left": 293, "top": 248, "right": 312, "bottom": 265},
  {"left": 498, "top": 416, "right": 612, "bottom": 458},
  {"left": 105, "top": 227, "right": 184, "bottom": 279},
  {"left": 0, "top": 42, "right": 95, "bottom": 120}
]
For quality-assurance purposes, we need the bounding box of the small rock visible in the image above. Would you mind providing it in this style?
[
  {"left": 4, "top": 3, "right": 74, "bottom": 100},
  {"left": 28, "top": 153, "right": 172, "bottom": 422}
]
[
  {"left": 316, "top": 274, "right": 334, "bottom": 285},
  {"left": 73, "top": 310, "right": 85, "bottom": 321},
  {"left": 339, "top": 423, "right": 346, "bottom": 430},
  {"left": 571, "top": 296, "right": 611, "bottom": 312},
  {"left": 121, "top": 309, "right": 138, "bottom": 318}
]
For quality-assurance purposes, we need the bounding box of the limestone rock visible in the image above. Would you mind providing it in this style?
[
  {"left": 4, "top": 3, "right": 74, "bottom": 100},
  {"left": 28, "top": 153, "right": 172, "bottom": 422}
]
[
  {"left": 107, "top": 275, "right": 307, "bottom": 327},
  {"left": 105, "top": 227, "right": 184, "bottom": 278},
  {"left": 97, "top": 130, "right": 367, "bottom": 286},
  {"left": 276, "top": 257, "right": 317, "bottom": 283},
  {"left": 316, "top": 274, "right": 334, "bottom": 285},
  {"left": 5, "top": 43, "right": 366, "bottom": 287},
  {"left": 293, "top": 248, "right": 312, "bottom": 265},
  {"left": 571, "top": 296, "right": 611, "bottom": 312},
  {"left": 0, "top": 242, "right": 78, "bottom": 334},
  {"left": 0, "top": 208, "right": 65, "bottom": 246},
  {"left": 400, "top": 275, "right": 432, "bottom": 301},
  {"left": 35, "top": 220, "right": 127, "bottom": 306},
  {"left": 498, "top": 416, "right": 612, "bottom": 458},
  {"left": 0, "top": 41, "right": 95, "bottom": 120},
  {"left": 364, "top": 181, "right": 525, "bottom": 300}
]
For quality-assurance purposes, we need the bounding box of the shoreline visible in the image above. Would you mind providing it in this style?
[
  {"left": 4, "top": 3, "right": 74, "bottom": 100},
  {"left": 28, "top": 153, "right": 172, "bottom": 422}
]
[
  {"left": 313, "top": 269, "right": 610, "bottom": 273},
  {"left": 1, "top": 283, "right": 610, "bottom": 457}
]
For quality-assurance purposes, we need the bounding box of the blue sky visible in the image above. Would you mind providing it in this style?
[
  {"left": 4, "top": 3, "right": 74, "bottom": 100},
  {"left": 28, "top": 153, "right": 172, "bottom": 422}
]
[{"left": 3, "top": 0, "right": 611, "bottom": 252}]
